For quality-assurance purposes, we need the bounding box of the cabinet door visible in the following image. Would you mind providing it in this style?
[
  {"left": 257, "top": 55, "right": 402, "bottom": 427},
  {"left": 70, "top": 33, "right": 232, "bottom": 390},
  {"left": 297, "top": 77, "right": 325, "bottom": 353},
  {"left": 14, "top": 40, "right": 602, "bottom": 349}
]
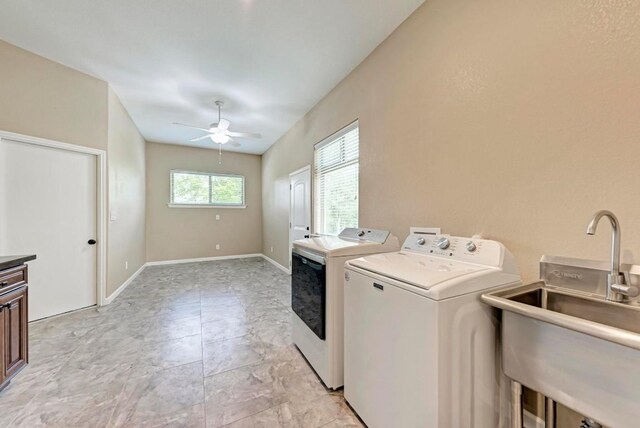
[
  {"left": 0, "top": 287, "right": 28, "bottom": 380},
  {"left": 0, "top": 300, "right": 4, "bottom": 388}
]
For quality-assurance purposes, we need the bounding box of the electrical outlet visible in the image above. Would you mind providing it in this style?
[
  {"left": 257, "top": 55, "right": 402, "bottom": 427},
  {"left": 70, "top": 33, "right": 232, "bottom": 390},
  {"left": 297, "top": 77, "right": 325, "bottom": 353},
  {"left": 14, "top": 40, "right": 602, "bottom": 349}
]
[
  {"left": 125, "top": 261, "right": 128, "bottom": 270},
  {"left": 216, "top": 214, "right": 220, "bottom": 220},
  {"left": 216, "top": 244, "right": 220, "bottom": 250},
  {"left": 270, "top": 246, "right": 274, "bottom": 253}
]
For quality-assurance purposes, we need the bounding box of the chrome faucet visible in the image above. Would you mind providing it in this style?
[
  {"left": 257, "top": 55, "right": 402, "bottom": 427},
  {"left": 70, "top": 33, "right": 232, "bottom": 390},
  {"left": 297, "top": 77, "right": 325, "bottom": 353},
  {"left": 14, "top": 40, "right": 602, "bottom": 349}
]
[{"left": 586, "top": 210, "right": 639, "bottom": 301}]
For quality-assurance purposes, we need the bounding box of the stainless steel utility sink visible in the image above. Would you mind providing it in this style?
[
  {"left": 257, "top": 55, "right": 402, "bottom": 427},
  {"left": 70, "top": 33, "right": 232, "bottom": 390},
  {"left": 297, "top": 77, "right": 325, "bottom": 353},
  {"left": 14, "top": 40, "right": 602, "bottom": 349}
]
[
  {"left": 482, "top": 257, "right": 640, "bottom": 427},
  {"left": 486, "top": 281, "right": 640, "bottom": 350},
  {"left": 510, "top": 285, "right": 640, "bottom": 332}
]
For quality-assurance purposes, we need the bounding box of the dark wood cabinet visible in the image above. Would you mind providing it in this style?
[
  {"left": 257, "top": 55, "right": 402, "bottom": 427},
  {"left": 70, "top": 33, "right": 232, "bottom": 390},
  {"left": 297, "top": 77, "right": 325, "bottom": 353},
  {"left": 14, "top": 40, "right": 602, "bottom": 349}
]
[
  {"left": 0, "top": 258, "right": 33, "bottom": 391},
  {"left": 0, "top": 286, "right": 28, "bottom": 382}
]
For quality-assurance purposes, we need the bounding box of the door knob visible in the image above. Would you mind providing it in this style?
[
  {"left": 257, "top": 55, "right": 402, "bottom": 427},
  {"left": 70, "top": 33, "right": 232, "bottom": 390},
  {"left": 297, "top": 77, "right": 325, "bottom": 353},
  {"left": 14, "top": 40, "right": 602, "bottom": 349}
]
[{"left": 88, "top": 239, "right": 97, "bottom": 245}]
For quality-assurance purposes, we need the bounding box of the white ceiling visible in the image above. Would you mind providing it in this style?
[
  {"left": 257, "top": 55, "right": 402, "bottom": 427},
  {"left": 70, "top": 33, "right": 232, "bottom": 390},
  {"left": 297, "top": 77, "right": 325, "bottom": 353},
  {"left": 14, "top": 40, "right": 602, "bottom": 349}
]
[{"left": 0, "top": 0, "right": 424, "bottom": 154}]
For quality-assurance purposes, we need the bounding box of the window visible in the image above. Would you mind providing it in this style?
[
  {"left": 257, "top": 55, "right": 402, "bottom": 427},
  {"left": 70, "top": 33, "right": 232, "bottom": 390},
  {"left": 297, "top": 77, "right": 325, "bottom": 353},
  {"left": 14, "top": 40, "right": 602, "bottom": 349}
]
[
  {"left": 170, "top": 170, "right": 245, "bottom": 207},
  {"left": 314, "top": 121, "right": 359, "bottom": 236}
]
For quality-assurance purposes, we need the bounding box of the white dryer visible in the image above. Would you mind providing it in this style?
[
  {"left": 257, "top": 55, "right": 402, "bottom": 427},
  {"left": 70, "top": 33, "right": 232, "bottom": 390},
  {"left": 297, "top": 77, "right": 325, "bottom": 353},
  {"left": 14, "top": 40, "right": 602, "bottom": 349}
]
[
  {"left": 291, "top": 228, "right": 399, "bottom": 389},
  {"left": 343, "top": 233, "right": 520, "bottom": 428}
]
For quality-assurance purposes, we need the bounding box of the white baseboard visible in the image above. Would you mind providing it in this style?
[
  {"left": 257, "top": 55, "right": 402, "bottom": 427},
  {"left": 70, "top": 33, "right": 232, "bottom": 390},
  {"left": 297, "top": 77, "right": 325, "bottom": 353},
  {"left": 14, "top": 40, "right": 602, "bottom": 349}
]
[
  {"left": 261, "top": 254, "right": 291, "bottom": 275},
  {"left": 523, "top": 410, "right": 545, "bottom": 428},
  {"left": 104, "top": 263, "right": 146, "bottom": 304},
  {"left": 145, "top": 253, "right": 263, "bottom": 266}
]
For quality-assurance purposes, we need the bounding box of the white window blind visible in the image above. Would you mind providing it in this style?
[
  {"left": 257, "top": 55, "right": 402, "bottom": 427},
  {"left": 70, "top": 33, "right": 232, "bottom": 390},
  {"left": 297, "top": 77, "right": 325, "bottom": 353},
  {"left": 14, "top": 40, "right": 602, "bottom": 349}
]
[
  {"left": 170, "top": 170, "right": 245, "bottom": 207},
  {"left": 314, "top": 121, "right": 359, "bottom": 236}
]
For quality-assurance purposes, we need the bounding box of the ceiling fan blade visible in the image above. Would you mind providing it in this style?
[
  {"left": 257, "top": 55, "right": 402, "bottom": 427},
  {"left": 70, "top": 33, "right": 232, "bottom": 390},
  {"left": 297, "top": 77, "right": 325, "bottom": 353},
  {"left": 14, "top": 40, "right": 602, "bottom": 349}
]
[
  {"left": 190, "top": 134, "right": 212, "bottom": 142},
  {"left": 217, "top": 118, "right": 230, "bottom": 131},
  {"left": 173, "top": 122, "right": 212, "bottom": 133},
  {"left": 230, "top": 142, "right": 242, "bottom": 148},
  {"left": 226, "top": 131, "right": 262, "bottom": 139}
]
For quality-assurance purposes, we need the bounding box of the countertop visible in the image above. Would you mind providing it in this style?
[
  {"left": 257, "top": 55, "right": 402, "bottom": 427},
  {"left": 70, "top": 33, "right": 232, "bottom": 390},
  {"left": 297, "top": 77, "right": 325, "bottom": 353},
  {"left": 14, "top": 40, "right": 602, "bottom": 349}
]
[{"left": 0, "top": 255, "right": 36, "bottom": 271}]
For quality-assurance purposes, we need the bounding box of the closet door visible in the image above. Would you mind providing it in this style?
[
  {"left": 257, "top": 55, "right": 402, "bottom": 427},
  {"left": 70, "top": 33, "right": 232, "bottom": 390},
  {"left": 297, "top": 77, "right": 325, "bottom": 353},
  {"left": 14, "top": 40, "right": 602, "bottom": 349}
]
[{"left": 0, "top": 138, "right": 97, "bottom": 320}]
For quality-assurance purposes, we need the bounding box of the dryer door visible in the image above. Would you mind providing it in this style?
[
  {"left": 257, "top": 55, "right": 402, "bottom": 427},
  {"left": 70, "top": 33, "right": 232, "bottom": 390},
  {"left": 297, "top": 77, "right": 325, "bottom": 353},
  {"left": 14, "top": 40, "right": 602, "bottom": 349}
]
[{"left": 291, "top": 250, "right": 326, "bottom": 340}]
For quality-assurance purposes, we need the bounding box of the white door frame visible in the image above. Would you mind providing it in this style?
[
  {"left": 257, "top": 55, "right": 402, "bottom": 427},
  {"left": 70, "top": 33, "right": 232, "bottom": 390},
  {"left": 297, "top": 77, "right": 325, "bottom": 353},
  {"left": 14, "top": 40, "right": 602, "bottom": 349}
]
[
  {"left": 0, "top": 129, "right": 108, "bottom": 306},
  {"left": 289, "top": 164, "right": 311, "bottom": 271}
]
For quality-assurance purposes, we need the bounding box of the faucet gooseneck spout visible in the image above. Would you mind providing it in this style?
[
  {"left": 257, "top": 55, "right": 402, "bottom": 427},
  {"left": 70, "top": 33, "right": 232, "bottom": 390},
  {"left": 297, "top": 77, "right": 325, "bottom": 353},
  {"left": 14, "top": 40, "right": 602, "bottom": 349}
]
[
  {"left": 586, "top": 210, "right": 638, "bottom": 301},
  {"left": 586, "top": 210, "right": 620, "bottom": 279}
]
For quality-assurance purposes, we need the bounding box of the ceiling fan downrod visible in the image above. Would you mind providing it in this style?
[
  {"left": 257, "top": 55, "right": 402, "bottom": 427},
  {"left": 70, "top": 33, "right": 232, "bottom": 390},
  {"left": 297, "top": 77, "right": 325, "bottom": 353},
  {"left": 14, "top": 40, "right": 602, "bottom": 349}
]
[{"left": 215, "top": 100, "right": 223, "bottom": 124}]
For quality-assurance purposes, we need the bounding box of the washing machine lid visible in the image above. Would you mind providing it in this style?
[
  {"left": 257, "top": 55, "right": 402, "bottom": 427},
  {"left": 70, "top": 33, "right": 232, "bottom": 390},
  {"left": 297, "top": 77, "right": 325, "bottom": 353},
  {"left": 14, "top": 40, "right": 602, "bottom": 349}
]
[
  {"left": 293, "top": 228, "right": 399, "bottom": 257},
  {"left": 293, "top": 236, "right": 368, "bottom": 256},
  {"left": 348, "top": 251, "right": 490, "bottom": 290}
]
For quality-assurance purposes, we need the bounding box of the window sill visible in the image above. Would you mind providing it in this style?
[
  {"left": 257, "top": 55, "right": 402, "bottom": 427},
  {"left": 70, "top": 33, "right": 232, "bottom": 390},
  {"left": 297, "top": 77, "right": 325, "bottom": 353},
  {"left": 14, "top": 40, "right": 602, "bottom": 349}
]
[{"left": 167, "top": 204, "right": 247, "bottom": 209}]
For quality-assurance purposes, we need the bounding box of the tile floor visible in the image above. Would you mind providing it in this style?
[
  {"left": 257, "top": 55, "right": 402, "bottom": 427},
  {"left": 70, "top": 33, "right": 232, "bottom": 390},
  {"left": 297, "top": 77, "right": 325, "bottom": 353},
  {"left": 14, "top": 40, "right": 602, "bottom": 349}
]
[{"left": 0, "top": 258, "right": 363, "bottom": 427}]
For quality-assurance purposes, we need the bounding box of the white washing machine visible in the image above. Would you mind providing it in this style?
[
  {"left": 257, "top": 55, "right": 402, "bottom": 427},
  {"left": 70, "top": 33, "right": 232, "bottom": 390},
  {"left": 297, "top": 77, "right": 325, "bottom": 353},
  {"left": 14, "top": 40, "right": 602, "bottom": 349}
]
[
  {"left": 291, "top": 228, "right": 399, "bottom": 389},
  {"left": 344, "top": 233, "right": 520, "bottom": 428}
]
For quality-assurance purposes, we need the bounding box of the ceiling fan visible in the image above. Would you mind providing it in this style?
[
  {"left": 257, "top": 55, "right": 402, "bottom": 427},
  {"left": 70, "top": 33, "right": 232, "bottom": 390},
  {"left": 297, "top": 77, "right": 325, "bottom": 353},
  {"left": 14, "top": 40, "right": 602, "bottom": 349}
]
[{"left": 173, "top": 101, "right": 262, "bottom": 149}]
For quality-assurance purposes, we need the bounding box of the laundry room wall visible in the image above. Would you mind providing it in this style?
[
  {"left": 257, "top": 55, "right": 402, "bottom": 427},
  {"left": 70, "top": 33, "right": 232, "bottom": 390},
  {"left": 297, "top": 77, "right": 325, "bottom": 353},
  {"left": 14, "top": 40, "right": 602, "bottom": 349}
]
[
  {"left": 107, "top": 87, "right": 147, "bottom": 296},
  {"left": 0, "top": 40, "right": 108, "bottom": 150},
  {"left": 263, "top": 2, "right": 640, "bottom": 423},
  {"left": 0, "top": 40, "right": 148, "bottom": 300},
  {"left": 262, "top": 0, "right": 640, "bottom": 286},
  {"left": 145, "top": 142, "right": 262, "bottom": 262}
]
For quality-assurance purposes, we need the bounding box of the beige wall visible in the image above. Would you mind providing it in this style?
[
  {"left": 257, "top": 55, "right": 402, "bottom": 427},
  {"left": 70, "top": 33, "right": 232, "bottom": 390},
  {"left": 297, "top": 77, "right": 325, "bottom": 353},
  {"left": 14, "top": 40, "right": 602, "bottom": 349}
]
[
  {"left": 107, "top": 88, "right": 146, "bottom": 296},
  {"left": 146, "top": 142, "right": 262, "bottom": 262},
  {"left": 0, "top": 40, "right": 108, "bottom": 149},
  {"left": 262, "top": 1, "right": 640, "bottom": 422},
  {"left": 262, "top": 0, "right": 640, "bottom": 283},
  {"left": 0, "top": 40, "right": 146, "bottom": 298}
]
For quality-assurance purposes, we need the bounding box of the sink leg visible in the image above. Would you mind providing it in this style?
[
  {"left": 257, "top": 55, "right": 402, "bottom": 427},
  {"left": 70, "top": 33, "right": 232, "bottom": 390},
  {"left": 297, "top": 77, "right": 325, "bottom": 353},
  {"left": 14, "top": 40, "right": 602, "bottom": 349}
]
[
  {"left": 511, "top": 380, "right": 523, "bottom": 428},
  {"left": 545, "top": 397, "right": 556, "bottom": 428}
]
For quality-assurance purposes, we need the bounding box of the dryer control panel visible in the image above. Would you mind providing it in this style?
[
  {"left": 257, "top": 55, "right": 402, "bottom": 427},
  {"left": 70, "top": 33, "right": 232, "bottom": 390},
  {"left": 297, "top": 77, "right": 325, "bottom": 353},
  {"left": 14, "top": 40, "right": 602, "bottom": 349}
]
[
  {"left": 339, "top": 228, "right": 390, "bottom": 244},
  {"left": 402, "top": 234, "right": 505, "bottom": 268}
]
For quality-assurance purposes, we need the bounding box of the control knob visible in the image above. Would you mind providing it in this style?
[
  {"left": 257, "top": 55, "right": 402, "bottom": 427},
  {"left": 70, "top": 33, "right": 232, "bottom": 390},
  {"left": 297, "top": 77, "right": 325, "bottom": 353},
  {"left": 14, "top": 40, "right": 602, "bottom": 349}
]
[
  {"left": 416, "top": 237, "right": 426, "bottom": 246},
  {"left": 466, "top": 241, "right": 477, "bottom": 252},
  {"left": 357, "top": 230, "right": 366, "bottom": 237},
  {"left": 436, "top": 237, "right": 450, "bottom": 250}
]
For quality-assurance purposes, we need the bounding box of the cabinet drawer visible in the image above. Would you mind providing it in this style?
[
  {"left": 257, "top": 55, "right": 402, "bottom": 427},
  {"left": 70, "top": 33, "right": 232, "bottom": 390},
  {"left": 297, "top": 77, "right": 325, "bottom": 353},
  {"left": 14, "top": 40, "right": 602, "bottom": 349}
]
[{"left": 0, "top": 266, "right": 26, "bottom": 290}]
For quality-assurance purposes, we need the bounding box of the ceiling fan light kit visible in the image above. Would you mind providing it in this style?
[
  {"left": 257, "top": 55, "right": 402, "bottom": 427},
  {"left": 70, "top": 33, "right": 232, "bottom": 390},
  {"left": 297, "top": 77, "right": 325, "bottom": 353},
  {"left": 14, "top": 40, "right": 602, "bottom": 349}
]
[{"left": 211, "top": 133, "right": 230, "bottom": 144}]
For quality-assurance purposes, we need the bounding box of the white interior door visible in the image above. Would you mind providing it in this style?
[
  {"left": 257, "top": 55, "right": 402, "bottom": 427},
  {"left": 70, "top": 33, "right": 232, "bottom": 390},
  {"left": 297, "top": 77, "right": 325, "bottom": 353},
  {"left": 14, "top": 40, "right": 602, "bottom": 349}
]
[
  {"left": 0, "top": 139, "right": 98, "bottom": 321},
  {"left": 289, "top": 166, "right": 311, "bottom": 267}
]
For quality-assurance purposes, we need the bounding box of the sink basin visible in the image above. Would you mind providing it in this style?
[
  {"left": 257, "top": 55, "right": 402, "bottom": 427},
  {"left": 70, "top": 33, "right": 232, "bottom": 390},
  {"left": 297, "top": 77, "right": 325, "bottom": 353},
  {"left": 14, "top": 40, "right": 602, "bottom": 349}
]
[
  {"left": 482, "top": 257, "right": 640, "bottom": 427},
  {"left": 493, "top": 282, "right": 640, "bottom": 350},
  {"left": 513, "top": 286, "right": 640, "bottom": 333}
]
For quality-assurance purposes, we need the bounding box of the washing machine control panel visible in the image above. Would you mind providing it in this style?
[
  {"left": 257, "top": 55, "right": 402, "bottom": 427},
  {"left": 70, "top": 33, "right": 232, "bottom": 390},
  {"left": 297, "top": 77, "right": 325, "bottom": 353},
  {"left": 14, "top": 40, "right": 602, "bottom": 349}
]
[{"left": 402, "top": 234, "right": 504, "bottom": 267}]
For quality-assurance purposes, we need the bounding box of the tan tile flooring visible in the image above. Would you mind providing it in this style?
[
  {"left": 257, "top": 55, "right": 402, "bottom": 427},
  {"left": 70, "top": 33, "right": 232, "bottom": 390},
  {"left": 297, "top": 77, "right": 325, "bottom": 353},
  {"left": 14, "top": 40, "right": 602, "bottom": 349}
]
[{"left": 0, "top": 258, "right": 363, "bottom": 427}]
